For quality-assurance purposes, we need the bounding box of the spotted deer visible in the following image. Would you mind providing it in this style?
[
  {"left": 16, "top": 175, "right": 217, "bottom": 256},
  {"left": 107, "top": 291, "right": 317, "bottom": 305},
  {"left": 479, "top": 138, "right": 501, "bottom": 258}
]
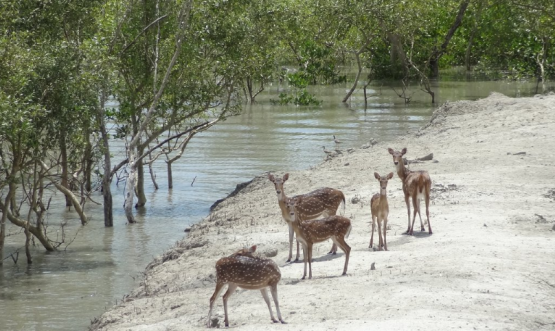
[
  {"left": 208, "top": 245, "right": 285, "bottom": 327},
  {"left": 370, "top": 172, "right": 394, "bottom": 251},
  {"left": 285, "top": 199, "right": 351, "bottom": 279},
  {"left": 268, "top": 173, "right": 346, "bottom": 261},
  {"left": 388, "top": 148, "right": 432, "bottom": 235}
]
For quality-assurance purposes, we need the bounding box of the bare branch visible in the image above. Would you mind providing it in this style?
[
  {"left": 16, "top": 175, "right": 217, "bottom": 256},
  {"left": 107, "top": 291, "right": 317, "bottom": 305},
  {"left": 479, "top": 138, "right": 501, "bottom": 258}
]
[{"left": 120, "top": 15, "right": 169, "bottom": 55}]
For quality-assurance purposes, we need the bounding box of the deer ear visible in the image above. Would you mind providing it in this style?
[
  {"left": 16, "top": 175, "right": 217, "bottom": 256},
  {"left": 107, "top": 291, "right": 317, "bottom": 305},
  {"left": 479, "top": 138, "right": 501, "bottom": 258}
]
[
  {"left": 250, "top": 245, "right": 257, "bottom": 253},
  {"left": 268, "top": 173, "right": 274, "bottom": 182},
  {"left": 283, "top": 173, "right": 289, "bottom": 181},
  {"left": 387, "top": 172, "right": 394, "bottom": 179},
  {"left": 388, "top": 148, "right": 394, "bottom": 155},
  {"left": 401, "top": 147, "right": 407, "bottom": 155},
  {"left": 374, "top": 172, "right": 380, "bottom": 180}
]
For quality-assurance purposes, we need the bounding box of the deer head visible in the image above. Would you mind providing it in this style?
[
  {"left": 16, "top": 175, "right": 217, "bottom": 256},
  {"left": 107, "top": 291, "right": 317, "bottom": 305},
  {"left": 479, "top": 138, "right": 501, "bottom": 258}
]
[
  {"left": 374, "top": 172, "right": 394, "bottom": 195},
  {"left": 268, "top": 173, "right": 289, "bottom": 200},
  {"left": 388, "top": 147, "right": 407, "bottom": 166}
]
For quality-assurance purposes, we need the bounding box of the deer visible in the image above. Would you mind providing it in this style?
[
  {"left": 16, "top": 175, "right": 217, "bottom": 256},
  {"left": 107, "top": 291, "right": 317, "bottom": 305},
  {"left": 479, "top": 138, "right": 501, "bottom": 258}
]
[
  {"left": 208, "top": 245, "right": 285, "bottom": 328},
  {"left": 370, "top": 172, "right": 394, "bottom": 251},
  {"left": 285, "top": 198, "right": 351, "bottom": 279},
  {"left": 267, "top": 173, "right": 346, "bottom": 262},
  {"left": 387, "top": 148, "right": 432, "bottom": 235}
]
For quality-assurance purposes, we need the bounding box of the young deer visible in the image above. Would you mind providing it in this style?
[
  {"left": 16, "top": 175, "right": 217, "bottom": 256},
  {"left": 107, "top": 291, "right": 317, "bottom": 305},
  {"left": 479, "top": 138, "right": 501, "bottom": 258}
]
[
  {"left": 285, "top": 199, "right": 351, "bottom": 279},
  {"left": 388, "top": 148, "right": 432, "bottom": 235},
  {"left": 370, "top": 172, "right": 394, "bottom": 251},
  {"left": 208, "top": 245, "right": 285, "bottom": 327},
  {"left": 268, "top": 173, "right": 346, "bottom": 261}
]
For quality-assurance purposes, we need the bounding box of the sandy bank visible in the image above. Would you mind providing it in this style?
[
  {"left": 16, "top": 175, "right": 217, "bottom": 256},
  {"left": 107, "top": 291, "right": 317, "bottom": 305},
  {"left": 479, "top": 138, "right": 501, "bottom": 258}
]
[{"left": 91, "top": 92, "right": 555, "bottom": 331}]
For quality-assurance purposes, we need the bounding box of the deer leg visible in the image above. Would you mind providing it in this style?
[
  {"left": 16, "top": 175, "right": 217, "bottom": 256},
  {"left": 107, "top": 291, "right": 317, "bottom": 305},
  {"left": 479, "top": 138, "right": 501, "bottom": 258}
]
[
  {"left": 308, "top": 243, "right": 314, "bottom": 279},
  {"left": 270, "top": 284, "right": 286, "bottom": 324},
  {"left": 328, "top": 210, "right": 338, "bottom": 254},
  {"left": 328, "top": 242, "right": 337, "bottom": 255},
  {"left": 332, "top": 236, "right": 351, "bottom": 275},
  {"left": 369, "top": 215, "right": 376, "bottom": 248},
  {"left": 425, "top": 192, "right": 432, "bottom": 234},
  {"left": 416, "top": 197, "right": 425, "bottom": 231},
  {"left": 295, "top": 237, "right": 300, "bottom": 262},
  {"left": 260, "top": 288, "right": 278, "bottom": 323},
  {"left": 222, "top": 283, "right": 238, "bottom": 327},
  {"left": 404, "top": 194, "right": 411, "bottom": 234},
  {"left": 301, "top": 244, "right": 308, "bottom": 279},
  {"left": 410, "top": 195, "right": 419, "bottom": 235},
  {"left": 208, "top": 282, "right": 225, "bottom": 328},
  {"left": 377, "top": 218, "right": 383, "bottom": 251},
  {"left": 287, "top": 224, "right": 294, "bottom": 262},
  {"left": 383, "top": 217, "right": 388, "bottom": 251}
]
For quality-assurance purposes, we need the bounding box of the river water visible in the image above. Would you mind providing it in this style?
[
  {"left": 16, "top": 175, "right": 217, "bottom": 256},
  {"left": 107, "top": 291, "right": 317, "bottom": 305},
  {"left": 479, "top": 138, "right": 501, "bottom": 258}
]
[{"left": 0, "top": 79, "right": 549, "bottom": 330}]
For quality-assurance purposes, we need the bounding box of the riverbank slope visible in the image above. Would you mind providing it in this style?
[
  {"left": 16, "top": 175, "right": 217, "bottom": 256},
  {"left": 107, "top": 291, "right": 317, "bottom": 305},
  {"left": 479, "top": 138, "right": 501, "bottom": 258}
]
[{"left": 91, "top": 92, "right": 555, "bottom": 331}]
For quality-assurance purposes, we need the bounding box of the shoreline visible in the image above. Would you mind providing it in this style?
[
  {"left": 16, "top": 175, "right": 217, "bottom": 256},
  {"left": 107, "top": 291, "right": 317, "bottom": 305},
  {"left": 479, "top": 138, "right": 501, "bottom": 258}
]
[{"left": 91, "top": 92, "right": 555, "bottom": 331}]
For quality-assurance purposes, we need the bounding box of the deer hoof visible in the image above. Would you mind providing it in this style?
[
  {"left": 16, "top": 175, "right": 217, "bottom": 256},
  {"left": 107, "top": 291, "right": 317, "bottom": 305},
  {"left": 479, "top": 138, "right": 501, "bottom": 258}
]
[
  {"left": 272, "top": 319, "right": 279, "bottom": 323},
  {"left": 280, "top": 320, "right": 287, "bottom": 324}
]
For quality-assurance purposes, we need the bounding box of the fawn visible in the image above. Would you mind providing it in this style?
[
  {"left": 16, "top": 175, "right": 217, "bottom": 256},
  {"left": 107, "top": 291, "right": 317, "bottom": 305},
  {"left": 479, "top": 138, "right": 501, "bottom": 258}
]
[
  {"left": 285, "top": 199, "right": 351, "bottom": 279},
  {"left": 370, "top": 172, "right": 394, "bottom": 251},
  {"left": 208, "top": 245, "right": 285, "bottom": 327}
]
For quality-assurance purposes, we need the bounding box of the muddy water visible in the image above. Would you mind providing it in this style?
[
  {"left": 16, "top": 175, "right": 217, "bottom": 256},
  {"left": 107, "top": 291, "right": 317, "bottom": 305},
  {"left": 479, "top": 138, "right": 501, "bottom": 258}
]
[{"left": 0, "top": 79, "right": 549, "bottom": 330}]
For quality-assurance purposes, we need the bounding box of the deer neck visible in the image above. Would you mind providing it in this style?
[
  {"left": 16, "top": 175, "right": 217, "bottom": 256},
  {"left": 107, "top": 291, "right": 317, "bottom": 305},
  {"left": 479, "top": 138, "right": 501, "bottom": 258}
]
[
  {"left": 289, "top": 216, "right": 308, "bottom": 243},
  {"left": 395, "top": 161, "right": 408, "bottom": 181},
  {"left": 378, "top": 192, "right": 389, "bottom": 208},
  {"left": 277, "top": 192, "right": 290, "bottom": 220}
]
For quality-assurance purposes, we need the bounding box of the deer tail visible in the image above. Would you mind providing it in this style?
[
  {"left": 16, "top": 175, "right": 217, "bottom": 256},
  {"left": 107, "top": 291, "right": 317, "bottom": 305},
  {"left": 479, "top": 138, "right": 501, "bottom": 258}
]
[
  {"left": 419, "top": 175, "right": 425, "bottom": 194},
  {"left": 342, "top": 192, "right": 346, "bottom": 215},
  {"left": 345, "top": 224, "right": 352, "bottom": 239}
]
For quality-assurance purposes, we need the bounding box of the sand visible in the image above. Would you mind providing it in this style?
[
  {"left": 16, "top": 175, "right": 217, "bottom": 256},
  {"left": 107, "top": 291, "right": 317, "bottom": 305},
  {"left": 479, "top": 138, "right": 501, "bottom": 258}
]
[{"left": 90, "top": 92, "right": 555, "bottom": 331}]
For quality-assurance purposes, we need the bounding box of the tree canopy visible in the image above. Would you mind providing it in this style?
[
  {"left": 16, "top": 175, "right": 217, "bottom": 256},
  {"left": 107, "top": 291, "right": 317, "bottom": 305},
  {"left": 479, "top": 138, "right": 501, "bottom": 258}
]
[{"left": 1, "top": 0, "right": 553, "bottom": 264}]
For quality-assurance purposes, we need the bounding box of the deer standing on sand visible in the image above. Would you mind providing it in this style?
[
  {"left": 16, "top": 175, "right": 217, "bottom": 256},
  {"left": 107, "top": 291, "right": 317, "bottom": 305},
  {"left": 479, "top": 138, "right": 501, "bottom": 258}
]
[
  {"left": 388, "top": 148, "right": 432, "bottom": 235},
  {"left": 268, "top": 173, "right": 346, "bottom": 262},
  {"left": 208, "top": 245, "right": 285, "bottom": 327},
  {"left": 370, "top": 172, "right": 394, "bottom": 251},
  {"left": 285, "top": 199, "right": 351, "bottom": 279}
]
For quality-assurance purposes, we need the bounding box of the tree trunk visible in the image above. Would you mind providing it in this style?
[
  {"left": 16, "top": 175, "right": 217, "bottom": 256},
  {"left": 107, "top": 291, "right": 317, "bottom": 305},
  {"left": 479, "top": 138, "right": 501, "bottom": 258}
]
[
  {"left": 465, "top": 0, "right": 484, "bottom": 71},
  {"left": 536, "top": 36, "right": 550, "bottom": 93},
  {"left": 124, "top": 153, "right": 138, "bottom": 223},
  {"left": 0, "top": 194, "right": 12, "bottom": 266},
  {"left": 84, "top": 128, "right": 93, "bottom": 193},
  {"left": 148, "top": 154, "right": 159, "bottom": 190},
  {"left": 428, "top": 0, "right": 470, "bottom": 78},
  {"left": 167, "top": 160, "right": 173, "bottom": 189},
  {"left": 136, "top": 145, "right": 147, "bottom": 208},
  {"left": 40, "top": 161, "right": 89, "bottom": 225},
  {"left": 123, "top": 0, "right": 192, "bottom": 224},
  {"left": 25, "top": 222, "right": 32, "bottom": 264},
  {"left": 387, "top": 32, "right": 408, "bottom": 76},
  {"left": 60, "top": 131, "right": 72, "bottom": 207},
  {"left": 98, "top": 92, "right": 113, "bottom": 227},
  {"left": 2, "top": 207, "right": 56, "bottom": 252},
  {"left": 343, "top": 52, "right": 363, "bottom": 103},
  {"left": 246, "top": 77, "right": 254, "bottom": 104},
  {"left": 0, "top": 147, "right": 22, "bottom": 266}
]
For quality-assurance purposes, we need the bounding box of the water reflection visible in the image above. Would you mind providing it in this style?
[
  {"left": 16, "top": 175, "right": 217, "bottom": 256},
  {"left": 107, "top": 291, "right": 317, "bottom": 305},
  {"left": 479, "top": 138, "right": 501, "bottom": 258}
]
[{"left": 0, "top": 79, "right": 552, "bottom": 330}]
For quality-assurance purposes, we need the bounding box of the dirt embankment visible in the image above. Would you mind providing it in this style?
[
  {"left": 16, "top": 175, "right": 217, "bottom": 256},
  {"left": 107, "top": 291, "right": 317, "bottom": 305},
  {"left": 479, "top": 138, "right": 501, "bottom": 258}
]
[{"left": 91, "top": 92, "right": 555, "bottom": 331}]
